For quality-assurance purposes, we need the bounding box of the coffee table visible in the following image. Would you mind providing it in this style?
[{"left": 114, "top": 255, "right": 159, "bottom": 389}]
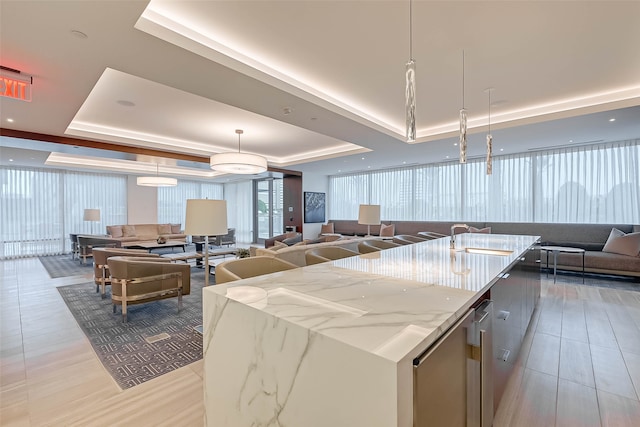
[
  {"left": 124, "top": 240, "right": 187, "bottom": 253},
  {"left": 540, "top": 245, "right": 585, "bottom": 283}
]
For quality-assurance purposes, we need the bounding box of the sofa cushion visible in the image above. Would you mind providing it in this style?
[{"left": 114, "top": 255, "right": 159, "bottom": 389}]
[
  {"left": 469, "top": 226, "right": 491, "bottom": 234},
  {"left": 603, "top": 228, "right": 640, "bottom": 257},
  {"left": 171, "top": 223, "right": 182, "bottom": 234},
  {"left": 107, "top": 225, "right": 123, "bottom": 238},
  {"left": 380, "top": 223, "right": 395, "bottom": 237},
  {"left": 123, "top": 225, "right": 136, "bottom": 237},
  {"left": 158, "top": 224, "right": 171, "bottom": 234},
  {"left": 283, "top": 234, "right": 303, "bottom": 246}
]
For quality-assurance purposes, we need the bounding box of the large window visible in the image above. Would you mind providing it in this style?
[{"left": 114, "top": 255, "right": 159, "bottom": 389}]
[
  {"left": 0, "top": 167, "right": 127, "bottom": 259},
  {"left": 329, "top": 140, "right": 640, "bottom": 224}
]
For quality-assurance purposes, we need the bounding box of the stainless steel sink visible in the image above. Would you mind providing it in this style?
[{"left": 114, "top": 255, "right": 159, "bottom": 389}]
[{"left": 464, "top": 247, "right": 514, "bottom": 256}]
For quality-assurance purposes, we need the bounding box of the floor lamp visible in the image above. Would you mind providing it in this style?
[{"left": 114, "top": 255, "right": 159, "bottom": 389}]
[
  {"left": 83, "top": 208, "right": 100, "bottom": 235},
  {"left": 185, "top": 199, "right": 227, "bottom": 335},
  {"left": 358, "top": 204, "right": 380, "bottom": 237}
]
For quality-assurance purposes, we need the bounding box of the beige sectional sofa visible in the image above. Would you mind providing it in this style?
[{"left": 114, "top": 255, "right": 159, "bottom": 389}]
[
  {"left": 328, "top": 220, "right": 640, "bottom": 278},
  {"left": 256, "top": 236, "right": 375, "bottom": 267},
  {"left": 106, "top": 223, "right": 187, "bottom": 244}
]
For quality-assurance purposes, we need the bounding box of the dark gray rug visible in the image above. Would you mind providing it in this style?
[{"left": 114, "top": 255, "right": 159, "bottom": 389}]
[
  {"left": 57, "top": 269, "right": 213, "bottom": 389},
  {"left": 39, "top": 255, "right": 94, "bottom": 278}
]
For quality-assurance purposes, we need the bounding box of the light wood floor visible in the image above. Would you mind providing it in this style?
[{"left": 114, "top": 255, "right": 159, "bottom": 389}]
[{"left": 1, "top": 257, "right": 639, "bottom": 426}]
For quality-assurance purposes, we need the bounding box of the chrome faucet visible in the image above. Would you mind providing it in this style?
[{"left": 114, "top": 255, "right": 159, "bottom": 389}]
[{"left": 450, "top": 223, "right": 470, "bottom": 249}]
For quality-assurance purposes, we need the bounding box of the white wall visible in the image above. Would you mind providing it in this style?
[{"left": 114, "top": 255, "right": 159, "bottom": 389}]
[
  {"left": 127, "top": 175, "right": 158, "bottom": 224},
  {"left": 302, "top": 172, "right": 329, "bottom": 239}
]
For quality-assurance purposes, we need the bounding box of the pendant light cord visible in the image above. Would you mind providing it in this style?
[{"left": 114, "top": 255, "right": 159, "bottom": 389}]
[
  {"left": 409, "top": 0, "right": 413, "bottom": 60},
  {"left": 462, "top": 50, "right": 465, "bottom": 109},
  {"left": 488, "top": 89, "right": 491, "bottom": 134}
]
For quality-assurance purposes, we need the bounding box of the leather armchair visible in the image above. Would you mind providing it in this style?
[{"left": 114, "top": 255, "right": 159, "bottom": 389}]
[
  {"left": 305, "top": 246, "right": 360, "bottom": 265},
  {"left": 107, "top": 256, "right": 191, "bottom": 322},
  {"left": 215, "top": 256, "right": 298, "bottom": 285},
  {"left": 92, "top": 247, "right": 161, "bottom": 298}
]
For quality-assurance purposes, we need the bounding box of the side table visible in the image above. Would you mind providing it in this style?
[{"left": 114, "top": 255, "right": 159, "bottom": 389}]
[{"left": 540, "top": 246, "right": 585, "bottom": 284}]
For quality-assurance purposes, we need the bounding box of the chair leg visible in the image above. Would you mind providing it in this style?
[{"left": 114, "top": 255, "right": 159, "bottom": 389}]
[
  {"left": 121, "top": 282, "right": 128, "bottom": 323},
  {"left": 113, "top": 304, "right": 116, "bottom": 313}
]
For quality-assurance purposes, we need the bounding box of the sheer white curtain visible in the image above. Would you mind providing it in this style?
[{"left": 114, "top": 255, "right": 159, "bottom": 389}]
[
  {"left": 535, "top": 140, "right": 640, "bottom": 223},
  {"left": 463, "top": 154, "right": 533, "bottom": 222},
  {"left": 328, "top": 140, "right": 639, "bottom": 224},
  {"left": 415, "top": 162, "right": 461, "bottom": 220},
  {"left": 224, "top": 180, "right": 253, "bottom": 244},
  {"left": 158, "top": 181, "right": 224, "bottom": 227},
  {"left": 328, "top": 174, "right": 370, "bottom": 220},
  {"left": 0, "top": 167, "right": 126, "bottom": 259}
]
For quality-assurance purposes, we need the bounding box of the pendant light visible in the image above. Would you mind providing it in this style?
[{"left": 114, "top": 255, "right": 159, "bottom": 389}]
[
  {"left": 137, "top": 163, "right": 177, "bottom": 187},
  {"left": 486, "top": 88, "right": 493, "bottom": 175},
  {"left": 210, "top": 129, "right": 268, "bottom": 174},
  {"left": 459, "top": 50, "right": 467, "bottom": 164},
  {"left": 405, "top": 0, "right": 416, "bottom": 143}
]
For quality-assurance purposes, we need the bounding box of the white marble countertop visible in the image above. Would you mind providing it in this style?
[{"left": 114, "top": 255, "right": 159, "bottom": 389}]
[{"left": 205, "top": 233, "right": 539, "bottom": 363}]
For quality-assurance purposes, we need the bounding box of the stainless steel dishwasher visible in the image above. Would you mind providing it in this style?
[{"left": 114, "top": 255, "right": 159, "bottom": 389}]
[{"left": 413, "top": 299, "right": 494, "bottom": 427}]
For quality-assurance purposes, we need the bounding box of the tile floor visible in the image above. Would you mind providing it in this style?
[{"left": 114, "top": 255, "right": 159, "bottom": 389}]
[{"left": 1, "top": 257, "right": 639, "bottom": 426}]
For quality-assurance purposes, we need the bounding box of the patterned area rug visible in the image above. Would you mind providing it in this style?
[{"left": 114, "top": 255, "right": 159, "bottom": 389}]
[
  {"left": 39, "top": 255, "right": 94, "bottom": 278},
  {"left": 57, "top": 268, "right": 212, "bottom": 389}
]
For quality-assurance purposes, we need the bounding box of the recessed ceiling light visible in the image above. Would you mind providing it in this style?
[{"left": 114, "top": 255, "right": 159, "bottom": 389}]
[
  {"left": 454, "top": 143, "right": 458, "bottom": 146},
  {"left": 402, "top": 161, "right": 406, "bottom": 164},
  {"left": 446, "top": 156, "right": 450, "bottom": 159},
  {"left": 367, "top": 166, "right": 371, "bottom": 168},
  {"left": 117, "top": 100, "right": 135, "bottom": 107},
  {"left": 569, "top": 140, "right": 573, "bottom": 143},
  {"left": 609, "top": 118, "right": 616, "bottom": 122},
  {"left": 283, "top": 107, "right": 292, "bottom": 115},
  {"left": 500, "top": 148, "right": 504, "bottom": 152},
  {"left": 70, "top": 30, "right": 88, "bottom": 39},
  {"left": 361, "top": 157, "right": 365, "bottom": 160},
  {"left": 7, "top": 118, "right": 14, "bottom": 123},
  {"left": 9, "top": 159, "right": 14, "bottom": 162}
]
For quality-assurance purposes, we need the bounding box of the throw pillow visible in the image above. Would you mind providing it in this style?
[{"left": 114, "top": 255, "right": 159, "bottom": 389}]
[
  {"left": 158, "top": 224, "right": 171, "bottom": 234},
  {"left": 122, "top": 225, "right": 136, "bottom": 237},
  {"left": 320, "top": 223, "right": 334, "bottom": 234},
  {"left": 282, "top": 234, "right": 303, "bottom": 246},
  {"left": 602, "top": 228, "right": 640, "bottom": 257},
  {"left": 469, "top": 226, "right": 492, "bottom": 234},
  {"left": 380, "top": 223, "right": 395, "bottom": 237},
  {"left": 107, "top": 225, "right": 123, "bottom": 238},
  {"left": 170, "top": 223, "right": 182, "bottom": 234}
]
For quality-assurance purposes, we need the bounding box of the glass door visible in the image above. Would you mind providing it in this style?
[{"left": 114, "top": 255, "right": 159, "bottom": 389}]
[{"left": 254, "top": 178, "right": 283, "bottom": 244}]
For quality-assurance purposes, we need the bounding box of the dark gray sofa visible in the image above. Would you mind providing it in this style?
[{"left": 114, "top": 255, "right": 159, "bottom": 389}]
[{"left": 328, "top": 220, "right": 640, "bottom": 278}]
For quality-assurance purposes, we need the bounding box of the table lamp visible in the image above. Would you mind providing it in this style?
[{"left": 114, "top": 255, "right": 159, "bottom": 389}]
[
  {"left": 358, "top": 204, "right": 380, "bottom": 237},
  {"left": 184, "top": 199, "right": 228, "bottom": 287}
]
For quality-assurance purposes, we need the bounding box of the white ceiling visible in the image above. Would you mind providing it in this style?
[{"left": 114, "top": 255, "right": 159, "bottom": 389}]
[{"left": 1, "top": 0, "right": 639, "bottom": 177}]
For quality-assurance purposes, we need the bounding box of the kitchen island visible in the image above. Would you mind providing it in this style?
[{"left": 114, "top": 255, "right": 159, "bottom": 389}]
[{"left": 202, "top": 233, "right": 540, "bottom": 426}]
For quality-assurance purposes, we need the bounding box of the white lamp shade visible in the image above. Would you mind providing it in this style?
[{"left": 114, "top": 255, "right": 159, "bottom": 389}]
[
  {"left": 358, "top": 204, "right": 381, "bottom": 225},
  {"left": 137, "top": 176, "right": 178, "bottom": 187},
  {"left": 184, "top": 199, "right": 228, "bottom": 236},
  {"left": 210, "top": 152, "right": 267, "bottom": 174},
  {"left": 83, "top": 208, "right": 100, "bottom": 221}
]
